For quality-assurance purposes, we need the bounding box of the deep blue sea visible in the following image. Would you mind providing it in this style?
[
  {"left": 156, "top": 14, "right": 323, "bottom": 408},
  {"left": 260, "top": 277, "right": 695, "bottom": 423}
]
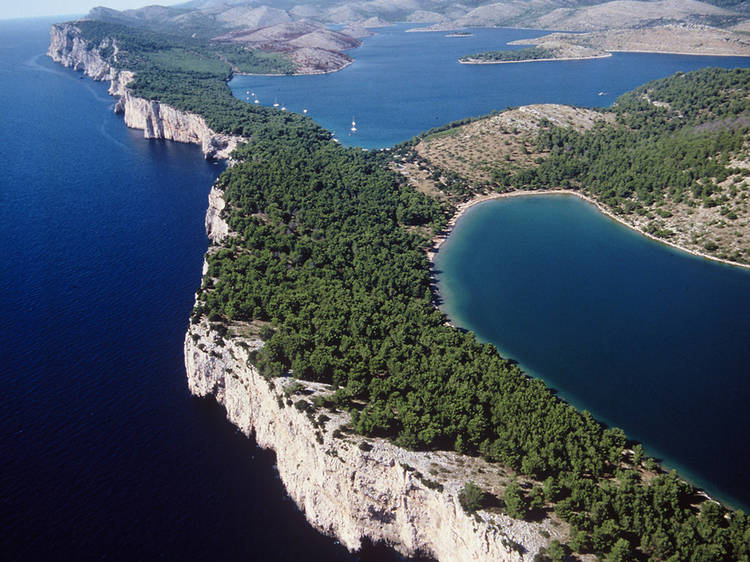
[
  {"left": 2, "top": 16, "right": 750, "bottom": 562},
  {"left": 435, "top": 196, "right": 750, "bottom": 511},
  {"left": 0, "top": 17, "right": 405, "bottom": 562}
]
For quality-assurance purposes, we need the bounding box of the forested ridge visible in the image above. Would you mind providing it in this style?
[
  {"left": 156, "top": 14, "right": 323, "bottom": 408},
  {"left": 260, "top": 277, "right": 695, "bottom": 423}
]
[{"left": 73, "top": 19, "right": 750, "bottom": 560}]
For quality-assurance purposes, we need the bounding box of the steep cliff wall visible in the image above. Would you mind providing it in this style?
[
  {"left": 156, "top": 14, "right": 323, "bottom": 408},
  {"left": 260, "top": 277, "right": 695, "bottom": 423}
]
[
  {"left": 47, "top": 23, "right": 243, "bottom": 160},
  {"left": 185, "top": 317, "right": 561, "bottom": 561},
  {"left": 184, "top": 193, "right": 563, "bottom": 562}
]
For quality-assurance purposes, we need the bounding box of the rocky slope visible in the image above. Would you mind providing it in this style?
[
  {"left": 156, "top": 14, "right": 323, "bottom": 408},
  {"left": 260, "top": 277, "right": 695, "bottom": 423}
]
[
  {"left": 511, "top": 23, "right": 750, "bottom": 57},
  {"left": 184, "top": 194, "right": 566, "bottom": 560},
  {"left": 47, "top": 23, "right": 243, "bottom": 160},
  {"left": 214, "top": 21, "right": 360, "bottom": 74},
  {"left": 412, "top": 0, "right": 747, "bottom": 32}
]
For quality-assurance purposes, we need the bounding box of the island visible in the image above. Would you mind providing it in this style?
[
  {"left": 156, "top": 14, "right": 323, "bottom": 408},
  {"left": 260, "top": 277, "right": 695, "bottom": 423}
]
[
  {"left": 508, "top": 24, "right": 750, "bottom": 59},
  {"left": 459, "top": 43, "right": 610, "bottom": 64},
  {"left": 49, "top": 3, "right": 750, "bottom": 560}
]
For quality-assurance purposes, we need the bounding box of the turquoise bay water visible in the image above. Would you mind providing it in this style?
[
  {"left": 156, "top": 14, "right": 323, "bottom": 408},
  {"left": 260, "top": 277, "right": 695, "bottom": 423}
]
[
  {"left": 435, "top": 195, "right": 750, "bottom": 510},
  {"left": 231, "top": 24, "right": 750, "bottom": 148}
]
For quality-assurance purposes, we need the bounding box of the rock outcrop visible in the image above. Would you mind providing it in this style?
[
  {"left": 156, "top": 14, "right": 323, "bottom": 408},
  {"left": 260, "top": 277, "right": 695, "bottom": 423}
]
[
  {"left": 205, "top": 185, "right": 229, "bottom": 243},
  {"left": 47, "top": 22, "right": 114, "bottom": 81},
  {"left": 183, "top": 192, "right": 563, "bottom": 562},
  {"left": 48, "top": 23, "right": 243, "bottom": 160}
]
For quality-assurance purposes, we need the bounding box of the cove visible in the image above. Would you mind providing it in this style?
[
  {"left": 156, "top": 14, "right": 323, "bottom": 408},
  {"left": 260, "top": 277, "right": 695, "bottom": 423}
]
[{"left": 434, "top": 194, "right": 750, "bottom": 511}]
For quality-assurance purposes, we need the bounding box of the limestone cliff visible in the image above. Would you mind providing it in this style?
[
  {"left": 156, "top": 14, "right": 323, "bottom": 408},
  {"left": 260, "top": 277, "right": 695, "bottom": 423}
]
[
  {"left": 50, "top": 20, "right": 564, "bottom": 560},
  {"left": 185, "top": 317, "right": 562, "bottom": 561},
  {"left": 47, "top": 23, "right": 243, "bottom": 160},
  {"left": 184, "top": 193, "right": 564, "bottom": 562}
]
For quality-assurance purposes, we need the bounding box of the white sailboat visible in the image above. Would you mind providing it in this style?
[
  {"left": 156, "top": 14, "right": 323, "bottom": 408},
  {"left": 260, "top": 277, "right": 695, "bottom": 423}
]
[{"left": 350, "top": 116, "right": 357, "bottom": 133}]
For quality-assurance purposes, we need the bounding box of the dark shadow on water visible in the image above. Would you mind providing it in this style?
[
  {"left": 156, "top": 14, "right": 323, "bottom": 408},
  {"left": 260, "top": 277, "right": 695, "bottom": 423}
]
[{"left": 194, "top": 397, "right": 438, "bottom": 562}]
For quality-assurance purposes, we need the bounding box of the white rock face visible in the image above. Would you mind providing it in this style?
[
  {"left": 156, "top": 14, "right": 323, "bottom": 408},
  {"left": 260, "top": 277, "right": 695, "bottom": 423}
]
[
  {"left": 48, "top": 23, "right": 244, "bottom": 160},
  {"left": 50, "top": 21, "right": 561, "bottom": 561},
  {"left": 205, "top": 185, "right": 229, "bottom": 243},
  {"left": 184, "top": 318, "right": 557, "bottom": 561},
  {"left": 47, "top": 23, "right": 114, "bottom": 81},
  {"left": 185, "top": 186, "right": 559, "bottom": 562}
]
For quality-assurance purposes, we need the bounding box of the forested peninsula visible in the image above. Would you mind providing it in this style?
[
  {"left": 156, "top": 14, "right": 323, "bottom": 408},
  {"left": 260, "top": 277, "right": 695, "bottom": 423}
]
[{"left": 51, "top": 18, "right": 750, "bottom": 562}]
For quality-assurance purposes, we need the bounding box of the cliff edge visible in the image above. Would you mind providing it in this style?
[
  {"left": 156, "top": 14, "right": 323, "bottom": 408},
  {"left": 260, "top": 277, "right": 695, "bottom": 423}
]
[
  {"left": 183, "top": 191, "right": 564, "bottom": 562},
  {"left": 184, "top": 316, "right": 561, "bottom": 561},
  {"left": 47, "top": 23, "right": 243, "bottom": 160}
]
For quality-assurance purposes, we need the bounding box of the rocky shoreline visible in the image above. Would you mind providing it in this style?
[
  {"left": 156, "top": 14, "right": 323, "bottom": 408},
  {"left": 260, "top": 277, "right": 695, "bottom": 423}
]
[
  {"left": 48, "top": 23, "right": 243, "bottom": 160},
  {"left": 48, "top": 21, "right": 563, "bottom": 561}
]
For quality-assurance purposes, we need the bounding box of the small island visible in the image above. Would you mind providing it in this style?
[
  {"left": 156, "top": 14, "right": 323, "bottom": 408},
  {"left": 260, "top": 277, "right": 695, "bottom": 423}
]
[
  {"left": 446, "top": 31, "right": 473, "bottom": 37},
  {"left": 509, "top": 24, "right": 750, "bottom": 58},
  {"left": 459, "top": 43, "right": 609, "bottom": 64}
]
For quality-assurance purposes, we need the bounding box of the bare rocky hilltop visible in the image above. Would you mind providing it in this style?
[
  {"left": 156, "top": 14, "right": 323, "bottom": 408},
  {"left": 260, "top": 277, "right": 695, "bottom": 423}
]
[
  {"left": 88, "top": 0, "right": 750, "bottom": 33},
  {"left": 511, "top": 22, "right": 750, "bottom": 57},
  {"left": 84, "top": 0, "right": 750, "bottom": 64},
  {"left": 213, "top": 21, "right": 360, "bottom": 74},
  {"left": 80, "top": 1, "right": 750, "bottom": 73}
]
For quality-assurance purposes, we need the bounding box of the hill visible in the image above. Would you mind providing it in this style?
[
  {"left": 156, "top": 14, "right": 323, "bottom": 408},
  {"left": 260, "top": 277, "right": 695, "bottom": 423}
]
[
  {"left": 86, "top": 0, "right": 750, "bottom": 35},
  {"left": 407, "top": 69, "right": 750, "bottom": 265}
]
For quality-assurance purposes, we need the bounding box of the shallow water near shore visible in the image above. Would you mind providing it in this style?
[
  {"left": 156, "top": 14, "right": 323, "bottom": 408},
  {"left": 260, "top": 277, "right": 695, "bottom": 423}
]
[{"left": 434, "top": 195, "right": 750, "bottom": 511}]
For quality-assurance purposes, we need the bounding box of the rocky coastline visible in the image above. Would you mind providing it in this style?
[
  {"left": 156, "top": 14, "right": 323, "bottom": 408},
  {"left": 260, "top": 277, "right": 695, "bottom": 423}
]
[
  {"left": 49, "top": 21, "right": 562, "bottom": 561},
  {"left": 47, "top": 23, "right": 243, "bottom": 160}
]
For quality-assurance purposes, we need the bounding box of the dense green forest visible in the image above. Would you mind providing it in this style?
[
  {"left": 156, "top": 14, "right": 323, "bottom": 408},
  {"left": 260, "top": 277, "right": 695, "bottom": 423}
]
[
  {"left": 459, "top": 46, "right": 557, "bottom": 63},
  {"left": 72, "top": 19, "right": 750, "bottom": 560}
]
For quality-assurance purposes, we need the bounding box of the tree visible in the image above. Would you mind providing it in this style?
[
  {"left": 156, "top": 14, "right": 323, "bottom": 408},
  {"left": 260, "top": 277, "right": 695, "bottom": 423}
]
[
  {"left": 459, "top": 481, "right": 485, "bottom": 514},
  {"left": 633, "top": 443, "right": 644, "bottom": 467},
  {"left": 505, "top": 478, "right": 528, "bottom": 519},
  {"left": 529, "top": 485, "right": 545, "bottom": 511},
  {"left": 570, "top": 529, "right": 591, "bottom": 554},
  {"left": 546, "top": 539, "right": 565, "bottom": 562},
  {"left": 605, "top": 538, "right": 631, "bottom": 562}
]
